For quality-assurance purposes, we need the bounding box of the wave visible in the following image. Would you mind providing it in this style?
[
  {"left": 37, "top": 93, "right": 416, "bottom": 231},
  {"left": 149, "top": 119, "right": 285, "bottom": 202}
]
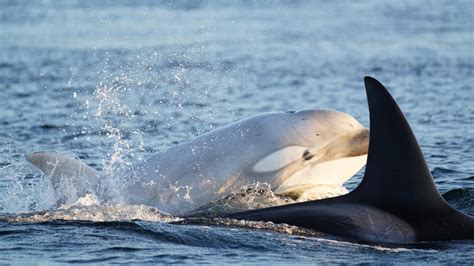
[{"left": 442, "top": 188, "right": 474, "bottom": 216}]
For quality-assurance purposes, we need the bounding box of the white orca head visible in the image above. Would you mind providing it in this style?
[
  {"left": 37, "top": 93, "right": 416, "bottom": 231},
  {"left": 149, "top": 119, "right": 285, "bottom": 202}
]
[
  {"left": 252, "top": 110, "right": 370, "bottom": 199},
  {"left": 288, "top": 110, "right": 369, "bottom": 160}
]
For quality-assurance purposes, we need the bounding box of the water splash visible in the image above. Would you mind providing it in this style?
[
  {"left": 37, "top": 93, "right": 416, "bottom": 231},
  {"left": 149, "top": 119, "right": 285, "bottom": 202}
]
[
  {"left": 185, "top": 183, "right": 295, "bottom": 217},
  {"left": 2, "top": 193, "right": 177, "bottom": 223},
  {"left": 92, "top": 77, "right": 142, "bottom": 174},
  {"left": 0, "top": 163, "right": 56, "bottom": 213}
]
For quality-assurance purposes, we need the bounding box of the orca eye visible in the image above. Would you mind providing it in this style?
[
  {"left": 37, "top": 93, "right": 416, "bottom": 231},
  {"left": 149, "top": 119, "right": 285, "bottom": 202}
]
[{"left": 302, "top": 150, "right": 314, "bottom": 161}]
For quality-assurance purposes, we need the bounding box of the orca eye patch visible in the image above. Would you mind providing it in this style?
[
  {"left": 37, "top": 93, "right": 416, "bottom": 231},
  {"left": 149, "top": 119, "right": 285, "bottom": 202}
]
[{"left": 302, "top": 150, "right": 314, "bottom": 161}]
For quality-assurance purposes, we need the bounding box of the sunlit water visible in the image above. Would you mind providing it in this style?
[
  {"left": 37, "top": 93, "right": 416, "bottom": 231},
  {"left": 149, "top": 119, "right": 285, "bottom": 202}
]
[{"left": 1, "top": 0, "right": 473, "bottom": 264}]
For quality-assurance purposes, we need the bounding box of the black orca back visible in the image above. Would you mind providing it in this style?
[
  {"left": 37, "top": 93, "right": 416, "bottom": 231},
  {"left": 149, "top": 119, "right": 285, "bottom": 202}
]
[
  {"left": 353, "top": 77, "right": 447, "bottom": 212},
  {"left": 354, "top": 77, "right": 474, "bottom": 241},
  {"left": 225, "top": 77, "right": 474, "bottom": 243}
]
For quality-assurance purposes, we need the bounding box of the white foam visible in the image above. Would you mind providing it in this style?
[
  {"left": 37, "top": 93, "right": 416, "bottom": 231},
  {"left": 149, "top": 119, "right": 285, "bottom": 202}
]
[{"left": 6, "top": 194, "right": 178, "bottom": 223}]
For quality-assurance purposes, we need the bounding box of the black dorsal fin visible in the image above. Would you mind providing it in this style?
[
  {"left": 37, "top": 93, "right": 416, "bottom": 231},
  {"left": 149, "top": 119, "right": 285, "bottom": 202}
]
[{"left": 353, "top": 77, "right": 447, "bottom": 211}]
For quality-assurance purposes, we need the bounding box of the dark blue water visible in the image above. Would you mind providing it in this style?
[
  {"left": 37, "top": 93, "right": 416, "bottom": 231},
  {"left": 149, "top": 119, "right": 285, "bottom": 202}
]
[{"left": 1, "top": 0, "right": 473, "bottom": 264}]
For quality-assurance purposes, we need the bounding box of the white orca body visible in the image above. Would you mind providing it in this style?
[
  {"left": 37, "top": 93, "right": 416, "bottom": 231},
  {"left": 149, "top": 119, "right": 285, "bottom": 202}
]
[{"left": 27, "top": 110, "right": 369, "bottom": 216}]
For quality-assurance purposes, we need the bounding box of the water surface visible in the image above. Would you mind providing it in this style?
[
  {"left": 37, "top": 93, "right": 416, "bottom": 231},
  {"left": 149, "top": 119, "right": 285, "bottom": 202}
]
[{"left": 1, "top": 0, "right": 473, "bottom": 264}]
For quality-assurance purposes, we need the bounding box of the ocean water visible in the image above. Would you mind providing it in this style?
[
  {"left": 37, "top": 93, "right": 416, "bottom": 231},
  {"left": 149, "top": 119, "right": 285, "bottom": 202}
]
[{"left": 1, "top": 0, "right": 473, "bottom": 264}]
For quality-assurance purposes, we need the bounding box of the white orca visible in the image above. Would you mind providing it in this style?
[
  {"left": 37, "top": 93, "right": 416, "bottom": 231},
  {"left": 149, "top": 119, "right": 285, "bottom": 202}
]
[
  {"left": 27, "top": 110, "right": 369, "bottom": 215},
  {"left": 225, "top": 77, "right": 474, "bottom": 244}
]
